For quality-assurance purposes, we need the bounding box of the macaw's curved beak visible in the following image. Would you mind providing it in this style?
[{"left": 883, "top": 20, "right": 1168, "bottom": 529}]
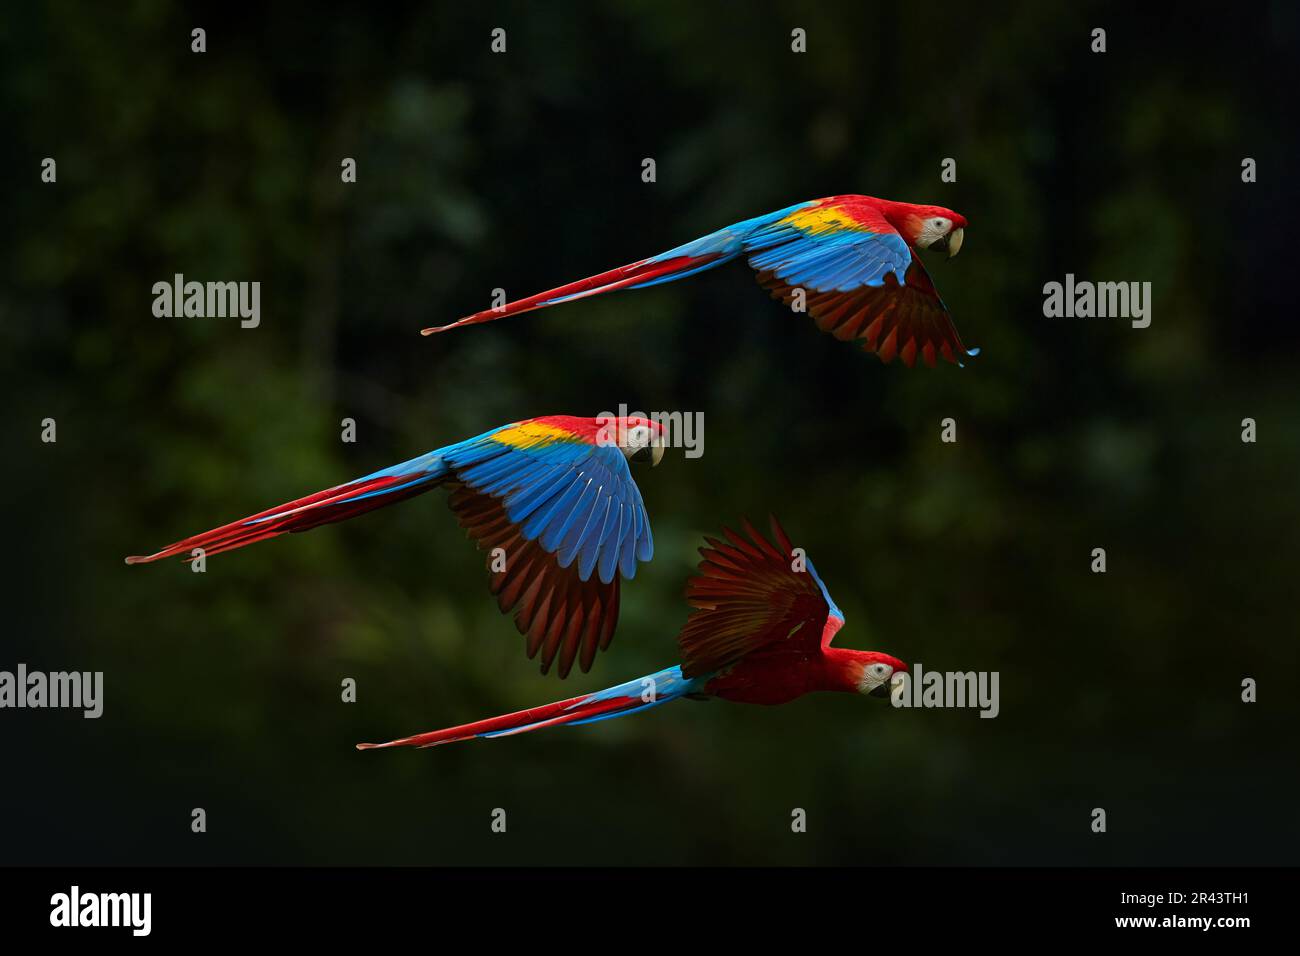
[
  {"left": 947, "top": 227, "right": 964, "bottom": 258},
  {"left": 881, "top": 671, "right": 908, "bottom": 703},
  {"left": 868, "top": 682, "right": 891, "bottom": 699},
  {"left": 631, "top": 442, "right": 665, "bottom": 467}
]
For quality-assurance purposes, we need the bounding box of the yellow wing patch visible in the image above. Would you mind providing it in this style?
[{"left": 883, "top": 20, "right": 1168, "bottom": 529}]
[
  {"left": 777, "top": 204, "right": 863, "bottom": 236},
  {"left": 492, "top": 420, "right": 581, "bottom": 450}
]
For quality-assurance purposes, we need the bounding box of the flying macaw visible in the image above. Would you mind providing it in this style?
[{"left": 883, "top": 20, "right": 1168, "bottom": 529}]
[
  {"left": 358, "top": 516, "right": 906, "bottom": 750},
  {"left": 422, "top": 195, "right": 976, "bottom": 368},
  {"left": 126, "top": 415, "right": 665, "bottom": 677}
]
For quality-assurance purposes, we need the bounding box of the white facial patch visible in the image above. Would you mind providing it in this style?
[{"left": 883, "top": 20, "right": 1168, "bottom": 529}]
[
  {"left": 621, "top": 423, "right": 653, "bottom": 453},
  {"left": 858, "top": 661, "right": 895, "bottom": 694},
  {"left": 917, "top": 216, "right": 952, "bottom": 249}
]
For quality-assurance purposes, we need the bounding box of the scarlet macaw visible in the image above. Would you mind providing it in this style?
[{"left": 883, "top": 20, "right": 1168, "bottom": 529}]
[
  {"left": 422, "top": 195, "right": 976, "bottom": 368},
  {"left": 358, "top": 516, "right": 906, "bottom": 750},
  {"left": 126, "top": 415, "right": 665, "bottom": 677}
]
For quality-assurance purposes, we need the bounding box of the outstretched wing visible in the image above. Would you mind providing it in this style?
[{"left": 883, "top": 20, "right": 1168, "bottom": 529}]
[
  {"left": 676, "top": 516, "right": 842, "bottom": 679},
  {"left": 440, "top": 417, "right": 654, "bottom": 676},
  {"left": 443, "top": 419, "right": 653, "bottom": 586},
  {"left": 743, "top": 199, "right": 974, "bottom": 368},
  {"left": 448, "top": 486, "right": 620, "bottom": 677}
]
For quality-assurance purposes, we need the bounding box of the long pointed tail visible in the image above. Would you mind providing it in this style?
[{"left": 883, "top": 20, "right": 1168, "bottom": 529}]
[
  {"left": 420, "top": 251, "right": 736, "bottom": 336},
  {"left": 357, "top": 665, "right": 698, "bottom": 750},
  {"left": 125, "top": 452, "right": 451, "bottom": 565}
]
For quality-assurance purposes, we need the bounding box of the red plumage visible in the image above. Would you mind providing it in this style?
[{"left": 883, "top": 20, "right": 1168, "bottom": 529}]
[
  {"left": 357, "top": 689, "right": 613, "bottom": 749},
  {"left": 123, "top": 474, "right": 430, "bottom": 565},
  {"left": 420, "top": 255, "right": 720, "bottom": 336},
  {"left": 358, "top": 517, "right": 907, "bottom": 750}
]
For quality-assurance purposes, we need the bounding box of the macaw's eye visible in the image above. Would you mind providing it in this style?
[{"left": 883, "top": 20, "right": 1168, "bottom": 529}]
[{"left": 869, "top": 663, "right": 892, "bottom": 679}]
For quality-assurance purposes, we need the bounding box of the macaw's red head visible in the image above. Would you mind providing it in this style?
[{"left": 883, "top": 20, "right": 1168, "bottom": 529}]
[
  {"left": 854, "top": 651, "right": 909, "bottom": 699},
  {"left": 899, "top": 205, "right": 967, "bottom": 258},
  {"left": 597, "top": 415, "right": 666, "bottom": 467}
]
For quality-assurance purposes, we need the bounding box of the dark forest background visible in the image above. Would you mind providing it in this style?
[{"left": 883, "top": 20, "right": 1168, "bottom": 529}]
[{"left": 2, "top": 1, "right": 1297, "bottom": 865}]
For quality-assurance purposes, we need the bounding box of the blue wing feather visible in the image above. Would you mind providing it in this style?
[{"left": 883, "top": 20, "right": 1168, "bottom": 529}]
[
  {"left": 558, "top": 484, "right": 603, "bottom": 570},
  {"left": 540, "top": 476, "right": 593, "bottom": 554},
  {"left": 578, "top": 498, "right": 613, "bottom": 581},
  {"left": 448, "top": 433, "right": 652, "bottom": 585},
  {"left": 598, "top": 504, "right": 625, "bottom": 584}
]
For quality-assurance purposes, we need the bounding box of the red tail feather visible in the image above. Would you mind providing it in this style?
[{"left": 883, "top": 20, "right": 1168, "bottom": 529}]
[
  {"left": 420, "top": 255, "right": 719, "bottom": 335},
  {"left": 124, "top": 473, "right": 437, "bottom": 565},
  {"left": 357, "top": 690, "right": 630, "bottom": 750}
]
